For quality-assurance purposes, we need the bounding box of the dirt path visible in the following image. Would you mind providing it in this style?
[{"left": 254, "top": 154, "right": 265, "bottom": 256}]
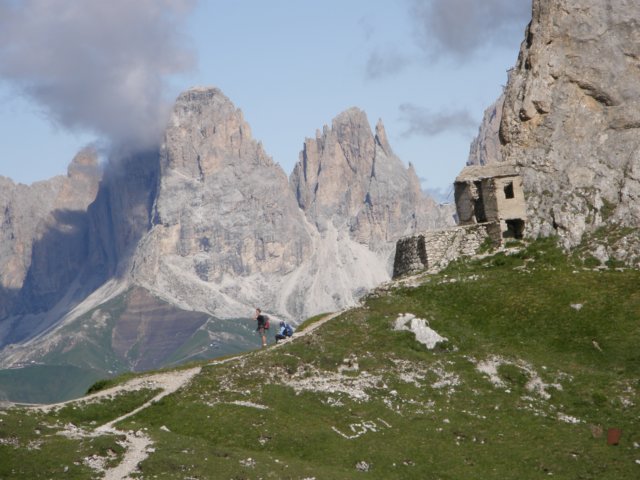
[
  {"left": 32, "top": 311, "right": 344, "bottom": 479},
  {"left": 267, "top": 310, "right": 344, "bottom": 351},
  {"left": 94, "top": 368, "right": 201, "bottom": 479}
]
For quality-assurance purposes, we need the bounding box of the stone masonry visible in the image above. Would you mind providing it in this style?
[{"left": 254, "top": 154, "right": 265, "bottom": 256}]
[
  {"left": 393, "top": 163, "right": 525, "bottom": 278},
  {"left": 454, "top": 163, "right": 527, "bottom": 240},
  {"left": 392, "top": 223, "right": 501, "bottom": 278}
]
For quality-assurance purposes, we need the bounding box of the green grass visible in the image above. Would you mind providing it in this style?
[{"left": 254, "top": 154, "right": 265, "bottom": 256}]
[
  {"left": 50, "top": 388, "right": 160, "bottom": 428},
  {"left": 295, "top": 311, "right": 331, "bottom": 332},
  {"left": 1, "top": 238, "right": 639, "bottom": 478},
  {"left": 0, "top": 365, "right": 105, "bottom": 404},
  {"left": 0, "top": 408, "right": 125, "bottom": 479}
]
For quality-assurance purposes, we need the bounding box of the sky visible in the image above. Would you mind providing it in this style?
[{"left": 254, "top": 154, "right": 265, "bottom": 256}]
[{"left": 0, "top": 0, "right": 531, "bottom": 201}]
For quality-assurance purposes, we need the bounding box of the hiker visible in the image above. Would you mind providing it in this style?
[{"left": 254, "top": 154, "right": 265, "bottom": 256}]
[
  {"left": 275, "top": 320, "right": 294, "bottom": 343},
  {"left": 254, "top": 308, "right": 269, "bottom": 347}
]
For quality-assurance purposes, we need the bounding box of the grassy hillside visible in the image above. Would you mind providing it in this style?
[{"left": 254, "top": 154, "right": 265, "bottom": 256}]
[
  {"left": 1, "top": 239, "right": 638, "bottom": 479},
  {"left": 0, "top": 365, "right": 105, "bottom": 404},
  {"left": 0, "top": 289, "right": 260, "bottom": 404}
]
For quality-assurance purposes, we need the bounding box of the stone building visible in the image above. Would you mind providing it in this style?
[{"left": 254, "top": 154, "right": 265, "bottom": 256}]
[
  {"left": 393, "top": 163, "right": 527, "bottom": 278},
  {"left": 454, "top": 163, "right": 526, "bottom": 240}
]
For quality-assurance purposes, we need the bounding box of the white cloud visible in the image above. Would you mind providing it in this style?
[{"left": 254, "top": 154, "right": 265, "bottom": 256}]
[
  {"left": 0, "top": 0, "right": 196, "bottom": 151},
  {"left": 411, "top": 0, "right": 531, "bottom": 59},
  {"left": 399, "top": 103, "right": 477, "bottom": 137}
]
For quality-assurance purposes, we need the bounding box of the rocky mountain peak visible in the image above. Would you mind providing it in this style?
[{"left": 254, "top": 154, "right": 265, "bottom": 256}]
[
  {"left": 132, "top": 86, "right": 312, "bottom": 318},
  {"left": 374, "top": 119, "right": 392, "bottom": 156},
  {"left": 291, "top": 108, "right": 454, "bottom": 249},
  {"left": 66, "top": 146, "right": 101, "bottom": 180},
  {"left": 164, "top": 86, "right": 272, "bottom": 181}
]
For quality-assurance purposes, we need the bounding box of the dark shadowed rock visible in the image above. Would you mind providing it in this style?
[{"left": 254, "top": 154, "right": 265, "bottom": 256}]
[{"left": 0, "top": 147, "right": 101, "bottom": 320}]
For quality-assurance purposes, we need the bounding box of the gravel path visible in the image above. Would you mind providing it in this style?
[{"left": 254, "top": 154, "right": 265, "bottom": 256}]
[{"left": 32, "top": 311, "right": 343, "bottom": 479}]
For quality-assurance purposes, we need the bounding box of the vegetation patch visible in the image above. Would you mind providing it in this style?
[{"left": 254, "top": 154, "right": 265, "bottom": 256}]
[{"left": 50, "top": 388, "right": 160, "bottom": 428}]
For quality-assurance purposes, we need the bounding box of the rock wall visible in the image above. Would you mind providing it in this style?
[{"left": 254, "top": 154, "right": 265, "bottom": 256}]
[
  {"left": 290, "top": 109, "right": 453, "bottom": 254},
  {"left": 499, "top": 0, "right": 640, "bottom": 260},
  {"left": 468, "top": 94, "right": 505, "bottom": 166},
  {"left": 132, "top": 90, "right": 454, "bottom": 319},
  {"left": 132, "top": 87, "right": 313, "bottom": 318},
  {"left": 0, "top": 148, "right": 101, "bottom": 319},
  {"left": 393, "top": 223, "right": 500, "bottom": 278}
]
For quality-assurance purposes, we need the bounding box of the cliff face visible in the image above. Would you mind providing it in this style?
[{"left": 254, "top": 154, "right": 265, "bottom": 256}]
[
  {"left": 132, "top": 89, "right": 452, "bottom": 319},
  {"left": 291, "top": 109, "right": 453, "bottom": 253},
  {"left": 0, "top": 148, "right": 101, "bottom": 321},
  {"left": 131, "top": 88, "right": 313, "bottom": 318},
  {"left": 468, "top": 95, "right": 504, "bottom": 167},
  {"left": 498, "top": 0, "right": 640, "bottom": 258},
  {"left": 84, "top": 150, "right": 160, "bottom": 283}
]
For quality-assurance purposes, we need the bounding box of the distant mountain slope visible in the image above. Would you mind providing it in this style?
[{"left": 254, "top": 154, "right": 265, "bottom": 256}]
[{"left": 0, "top": 286, "right": 259, "bottom": 402}]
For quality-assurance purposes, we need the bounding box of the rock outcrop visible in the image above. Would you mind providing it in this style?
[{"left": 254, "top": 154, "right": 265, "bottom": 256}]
[
  {"left": 132, "top": 90, "right": 453, "bottom": 319},
  {"left": 291, "top": 109, "right": 453, "bottom": 255},
  {"left": 498, "top": 0, "right": 640, "bottom": 260},
  {"left": 468, "top": 94, "right": 504, "bottom": 166},
  {"left": 0, "top": 148, "right": 101, "bottom": 322},
  {"left": 132, "top": 87, "right": 313, "bottom": 318}
]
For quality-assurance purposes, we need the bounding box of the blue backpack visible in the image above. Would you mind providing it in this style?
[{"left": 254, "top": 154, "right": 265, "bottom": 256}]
[{"left": 284, "top": 324, "right": 294, "bottom": 337}]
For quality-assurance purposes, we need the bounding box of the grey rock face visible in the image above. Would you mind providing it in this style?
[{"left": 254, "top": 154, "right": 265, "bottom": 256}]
[
  {"left": 291, "top": 109, "right": 454, "bottom": 253},
  {"left": 499, "top": 0, "right": 640, "bottom": 254},
  {"left": 133, "top": 91, "right": 453, "bottom": 320},
  {"left": 0, "top": 147, "right": 101, "bottom": 319},
  {"left": 468, "top": 94, "right": 505, "bottom": 166},
  {"left": 132, "top": 87, "right": 314, "bottom": 318}
]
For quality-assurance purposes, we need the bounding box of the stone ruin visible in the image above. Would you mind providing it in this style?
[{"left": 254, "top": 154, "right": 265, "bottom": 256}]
[
  {"left": 393, "top": 163, "right": 527, "bottom": 278},
  {"left": 454, "top": 164, "right": 526, "bottom": 240}
]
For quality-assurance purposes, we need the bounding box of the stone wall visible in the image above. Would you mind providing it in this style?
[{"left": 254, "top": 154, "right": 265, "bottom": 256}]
[{"left": 393, "top": 222, "right": 501, "bottom": 278}]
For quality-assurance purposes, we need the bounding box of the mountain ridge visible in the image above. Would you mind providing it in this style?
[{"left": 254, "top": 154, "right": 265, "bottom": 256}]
[{"left": 0, "top": 86, "right": 453, "bottom": 401}]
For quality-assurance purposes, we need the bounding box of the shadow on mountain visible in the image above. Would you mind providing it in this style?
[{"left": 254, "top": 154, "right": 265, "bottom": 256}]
[
  {"left": 16, "top": 209, "right": 92, "bottom": 315},
  {"left": 83, "top": 150, "right": 160, "bottom": 283},
  {"left": 2, "top": 150, "right": 161, "bottom": 346},
  {"left": 0, "top": 286, "right": 19, "bottom": 321}
]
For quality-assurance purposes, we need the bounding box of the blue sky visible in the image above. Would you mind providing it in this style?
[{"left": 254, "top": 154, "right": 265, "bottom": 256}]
[{"left": 0, "top": 0, "right": 531, "bottom": 199}]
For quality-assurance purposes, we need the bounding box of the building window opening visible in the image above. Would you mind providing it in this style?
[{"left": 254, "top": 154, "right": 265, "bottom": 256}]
[
  {"left": 504, "top": 219, "right": 525, "bottom": 239},
  {"left": 504, "top": 181, "right": 515, "bottom": 199},
  {"left": 473, "top": 181, "right": 487, "bottom": 223}
]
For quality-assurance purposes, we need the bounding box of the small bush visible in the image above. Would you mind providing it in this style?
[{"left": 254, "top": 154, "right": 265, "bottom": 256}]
[
  {"left": 477, "top": 236, "right": 496, "bottom": 254},
  {"left": 497, "top": 363, "right": 529, "bottom": 389},
  {"left": 582, "top": 256, "right": 601, "bottom": 268},
  {"left": 86, "top": 379, "right": 112, "bottom": 395}
]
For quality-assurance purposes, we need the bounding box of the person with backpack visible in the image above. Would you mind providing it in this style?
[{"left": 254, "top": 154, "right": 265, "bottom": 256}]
[
  {"left": 254, "top": 308, "right": 269, "bottom": 347},
  {"left": 275, "top": 320, "right": 294, "bottom": 343}
]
